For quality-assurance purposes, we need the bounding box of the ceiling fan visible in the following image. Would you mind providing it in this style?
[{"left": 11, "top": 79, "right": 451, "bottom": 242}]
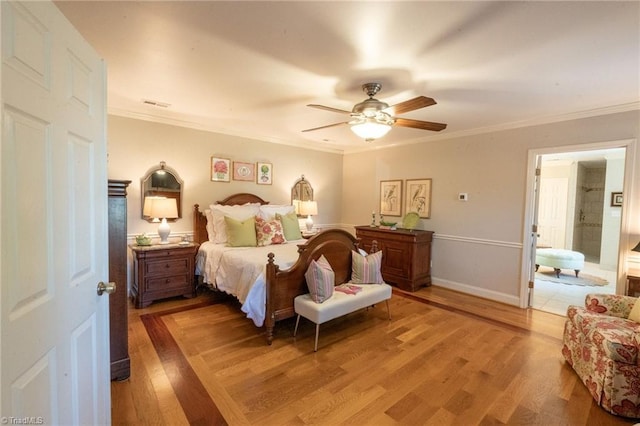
[{"left": 302, "top": 82, "right": 447, "bottom": 142}]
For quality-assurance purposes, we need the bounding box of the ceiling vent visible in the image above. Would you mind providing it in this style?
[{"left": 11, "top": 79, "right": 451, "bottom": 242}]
[{"left": 142, "top": 99, "right": 170, "bottom": 108}]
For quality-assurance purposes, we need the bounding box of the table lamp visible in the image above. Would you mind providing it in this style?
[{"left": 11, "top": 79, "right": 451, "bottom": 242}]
[
  {"left": 298, "top": 200, "right": 318, "bottom": 232},
  {"left": 148, "top": 197, "right": 178, "bottom": 244}
]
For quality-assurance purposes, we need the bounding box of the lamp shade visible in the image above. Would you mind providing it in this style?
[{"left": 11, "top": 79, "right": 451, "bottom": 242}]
[
  {"left": 143, "top": 196, "right": 164, "bottom": 218},
  {"left": 632, "top": 241, "right": 640, "bottom": 252},
  {"left": 298, "top": 200, "right": 318, "bottom": 216},
  {"left": 148, "top": 197, "right": 178, "bottom": 219}
]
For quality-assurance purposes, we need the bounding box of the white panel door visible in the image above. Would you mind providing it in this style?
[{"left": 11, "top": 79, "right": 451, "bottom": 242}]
[
  {"left": 538, "top": 177, "right": 569, "bottom": 249},
  {"left": 1, "top": 1, "right": 110, "bottom": 424}
]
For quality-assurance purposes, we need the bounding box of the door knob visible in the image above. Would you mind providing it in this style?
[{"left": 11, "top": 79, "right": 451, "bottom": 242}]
[{"left": 97, "top": 281, "right": 116, "bottom": 296}]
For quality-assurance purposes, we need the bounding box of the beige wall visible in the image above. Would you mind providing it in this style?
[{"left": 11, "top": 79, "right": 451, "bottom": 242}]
[
  {"left": 108, "top": 110, "right": 640, "bottom": 306},
  {"left": 107, "top": 115, "right": 343, "bottom": 238},
  {"left": 342, "top": 110, "right": 640, "bottom": 305}
]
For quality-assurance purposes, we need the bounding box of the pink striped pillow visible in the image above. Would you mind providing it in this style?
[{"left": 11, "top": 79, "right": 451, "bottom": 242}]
[
  {"left": 351, "top": 250, "right": 384, "bottom": 284},
  {"left": 305, "top": 255, "right": 335, "bottom": 303}
]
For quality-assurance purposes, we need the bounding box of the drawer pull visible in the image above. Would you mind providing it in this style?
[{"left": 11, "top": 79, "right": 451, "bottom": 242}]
[
  {"left": 166, "top": 279, "right": 170, "bottom": 283},
  {"left": 165, "top": 264, "right": 170, "bottom": 268}
]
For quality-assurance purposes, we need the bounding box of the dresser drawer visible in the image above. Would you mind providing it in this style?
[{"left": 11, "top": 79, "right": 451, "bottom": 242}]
[
  {"left": 145, "top": 257, "right": 190, "bottom": 276},
  {"left": 146, "top": 273, "right": 190, "bottom": 292}
]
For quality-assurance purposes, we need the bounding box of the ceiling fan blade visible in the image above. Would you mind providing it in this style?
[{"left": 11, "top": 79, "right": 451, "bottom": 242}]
[
  {"left": 384, "top": 96, "right": 436, "bottom": 115},
  {"left": 394, "top": 118, "right": 447, "bottom": 132},
  {"left": 307, "top": 104, "right": 352, "bottom": 115},
  {"left": 302, "top": 122, "right": 349, "bottom": 132}
]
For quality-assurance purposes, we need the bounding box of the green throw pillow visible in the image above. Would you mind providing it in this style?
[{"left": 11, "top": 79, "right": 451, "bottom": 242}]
[
  {"left": 277, "top": 212, "right": 303, "bottom": 241},
  {"left": 224, "top": 215, "right": 257, "bottom": 247}
]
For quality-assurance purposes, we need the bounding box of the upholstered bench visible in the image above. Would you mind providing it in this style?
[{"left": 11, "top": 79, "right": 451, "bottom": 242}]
[
  {"left": 535, "top": 248, "right": 585, "bottom": 278},
  {"left": 293, "top": 283, "right": 392, "bottom": 351}
]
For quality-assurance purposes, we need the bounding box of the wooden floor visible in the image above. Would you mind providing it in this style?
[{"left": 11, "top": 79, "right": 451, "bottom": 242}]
[{"left": 112, "top": 286, "right": 636, "bottom": 425}]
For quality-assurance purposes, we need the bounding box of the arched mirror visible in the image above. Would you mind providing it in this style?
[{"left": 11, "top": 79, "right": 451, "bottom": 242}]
[
  {"left": 141, "top": 161, "right": 183, "bottom": 222},
  {"left": 291, "top": 175, "right": 313, "bottom": 215}
]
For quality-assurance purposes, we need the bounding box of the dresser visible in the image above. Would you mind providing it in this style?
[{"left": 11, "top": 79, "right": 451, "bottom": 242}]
[
  {"left": 355, "top": 226, "right": 434, "bottom": 292},
  {"left": 130, "top": 243, "right": 198, "bottom": 308},
  {"left": 627, "top": 269, "right": 640, "bottom": 297},
  {"left": 108, "top": 179, "right": 131, "bottom": 381}
]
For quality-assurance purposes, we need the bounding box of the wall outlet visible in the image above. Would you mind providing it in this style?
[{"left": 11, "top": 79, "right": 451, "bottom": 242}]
[{"left": 458, "top": 193, "right": 468, "bottom": 201}]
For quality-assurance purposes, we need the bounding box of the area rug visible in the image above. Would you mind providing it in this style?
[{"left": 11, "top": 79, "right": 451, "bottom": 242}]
[{"left": 535, "top": 270, "right": 608, "bottom": 286}]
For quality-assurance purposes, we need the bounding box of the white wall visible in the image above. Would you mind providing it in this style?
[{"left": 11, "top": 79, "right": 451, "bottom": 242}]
[
  {"left": 107, "top": 115, "right": 344, "bottom": 239},
  {"left": 342, "top": 110, "right": 640, "bottom": 305}
]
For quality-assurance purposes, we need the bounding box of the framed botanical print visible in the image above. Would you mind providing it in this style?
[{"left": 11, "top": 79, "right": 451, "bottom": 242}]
[
  {"left": 233, "top": 161, "right": 255, "bottom": 181},
  {"left": 405, "top": 178, "right": 432, "bottom": 218},
  {"left": 256, "top": 162, "right": 272, "bottom": 185},
  {"left": 379, "top": 180, "right": 402, "bottom": 216},
  {"left": 211, "top": 157, "right": 230, "bottom": 182}
]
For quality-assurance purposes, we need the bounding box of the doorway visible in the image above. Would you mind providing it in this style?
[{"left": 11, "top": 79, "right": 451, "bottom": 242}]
[{"left": 522, "top": 141, "right": 634, "bottom": 315}]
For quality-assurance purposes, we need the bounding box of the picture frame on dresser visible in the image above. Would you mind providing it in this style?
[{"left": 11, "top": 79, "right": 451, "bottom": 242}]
[
  {"left": 405, "top": 178, "right": 432, "bottom": 218},
  {"left": 380, "top": 180, "right": 402, "bottom": 216}
]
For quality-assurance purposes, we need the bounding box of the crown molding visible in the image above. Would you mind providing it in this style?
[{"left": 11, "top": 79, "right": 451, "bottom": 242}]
[{"left": 110, "top": 102, "right": 640, "bottom": 156}]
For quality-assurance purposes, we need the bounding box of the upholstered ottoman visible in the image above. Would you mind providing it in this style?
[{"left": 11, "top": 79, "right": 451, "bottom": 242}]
[{"left": 535, "top": 248, "right": 585, "bottom": 278}]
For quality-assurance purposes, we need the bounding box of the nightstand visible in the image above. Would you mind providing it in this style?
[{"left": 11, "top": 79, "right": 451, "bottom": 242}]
[{"left": 130, "top": 242, "right": 198, "bottom": 308}]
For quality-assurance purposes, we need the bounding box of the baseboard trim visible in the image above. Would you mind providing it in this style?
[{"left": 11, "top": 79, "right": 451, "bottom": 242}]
[{"left": 431, "top": 278, "right": 521, "bottom": 307}]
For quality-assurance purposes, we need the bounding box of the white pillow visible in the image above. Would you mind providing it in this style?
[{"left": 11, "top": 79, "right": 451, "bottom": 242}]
[
  {"left": 210, "top": 203, "right": 261, "bottom": 244},
  {"left": 205, "top": 209, "right": 215, "bottom": 242},
  {"left": 257, "top": 204, "right": 295, "bottom": 220}
]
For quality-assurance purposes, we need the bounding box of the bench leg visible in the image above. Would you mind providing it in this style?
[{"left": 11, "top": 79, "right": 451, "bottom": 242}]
[
  {"left": 385, "top": 299, "right": 391, "bottom": 320},
  {"left": 314, "top": 324, "right": 320, "bottom": 352},
  {"left": 293, "top": 314, "right": 301, "bottom": 337},
  {"left": 575, "top": 269, "right": 580, "bottom": 277},
  {"left": 554, "top": 268, "right": 561, "bottom": 278}
]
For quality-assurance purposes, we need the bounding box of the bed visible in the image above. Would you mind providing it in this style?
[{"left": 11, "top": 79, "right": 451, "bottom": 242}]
[{"left": 193, "top": 193, "right": 363, "bottom": 344}]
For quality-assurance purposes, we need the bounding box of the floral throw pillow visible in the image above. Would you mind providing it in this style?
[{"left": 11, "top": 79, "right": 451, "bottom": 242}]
[
  {"left": 351, "top": 250, "right": 384, "bottom": 284},
  {"left": 255, "top": 216, "right": 287, "bottom": 247},
  {"left": 305, "top": 255, "right": 334, "bottom": 303}
]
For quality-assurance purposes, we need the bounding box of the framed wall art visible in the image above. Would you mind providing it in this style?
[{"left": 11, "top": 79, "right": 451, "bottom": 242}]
[
  {"left": 233, "top": 161, "right": 255, "bottom": 181},
  {"left": 611, "top": 191, "right": 623, "bottom": 207},
  {"left": 211, "top": 157, "right": 230, "bottom": 182},
  {"left": 256, "top": 162, "right": 272, "bottom": 185},
  {"left": 379, "top": 180, "right": 402, "bottom": 216},
  {"left": 405, "top": 178, "right": 432, "bottom": 218}
]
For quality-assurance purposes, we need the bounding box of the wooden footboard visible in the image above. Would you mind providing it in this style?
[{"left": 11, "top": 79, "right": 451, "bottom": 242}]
[
  {"left": 194, "top": 196, "right": 369, "bottom": 345},
  {"left": 264, "top": 228, "right": 362, "bottom": 344}
]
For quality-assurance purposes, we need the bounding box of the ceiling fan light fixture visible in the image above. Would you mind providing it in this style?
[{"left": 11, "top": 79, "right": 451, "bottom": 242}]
[{"left": 350, "top": 118, "right": 392, "bottom": 142}]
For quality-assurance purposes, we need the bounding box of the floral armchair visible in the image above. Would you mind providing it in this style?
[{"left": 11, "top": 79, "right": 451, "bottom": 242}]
[{"left": 562, "top": 293, "right": 640, "bottom": 418}]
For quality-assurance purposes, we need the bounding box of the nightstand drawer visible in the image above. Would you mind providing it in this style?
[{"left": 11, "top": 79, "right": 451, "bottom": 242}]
[
  {"left": 146, "top": 273, "right": 190, "bottom": 292},
  {"left": 145, "top": 258, "right": 190, "bottom": 276}
]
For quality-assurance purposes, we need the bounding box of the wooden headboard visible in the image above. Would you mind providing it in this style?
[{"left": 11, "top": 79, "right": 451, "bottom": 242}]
[{"left": 193, "top": 193, "right": 269, "bottom": 245}]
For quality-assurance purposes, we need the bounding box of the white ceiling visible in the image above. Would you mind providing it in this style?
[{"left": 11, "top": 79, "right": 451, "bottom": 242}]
[{"left": 55, "top": 1, "right": 640, "bottom": 154}]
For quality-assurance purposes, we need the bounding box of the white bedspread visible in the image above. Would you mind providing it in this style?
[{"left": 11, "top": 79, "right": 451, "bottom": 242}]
[{"left": 195, "top": 241, "right": 303, "bottom": 326}]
